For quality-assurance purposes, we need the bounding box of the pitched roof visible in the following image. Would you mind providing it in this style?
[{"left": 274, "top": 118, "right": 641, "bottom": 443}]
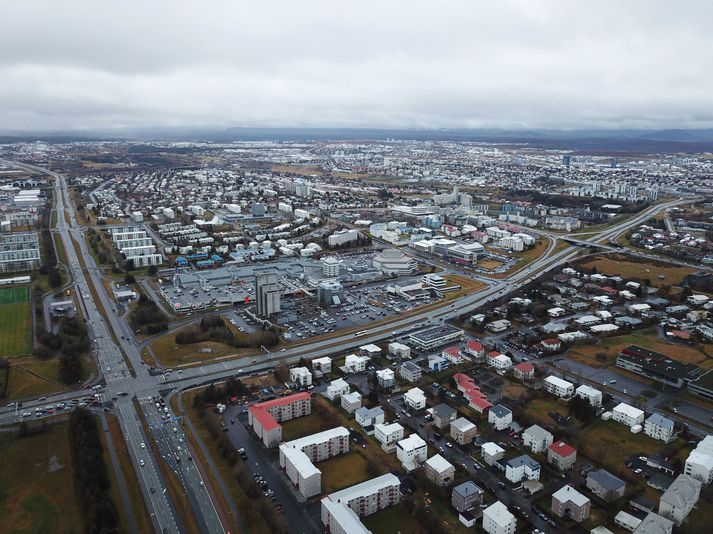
[{"left": 548, "top": 440, "right": 576, "bottom": 457}]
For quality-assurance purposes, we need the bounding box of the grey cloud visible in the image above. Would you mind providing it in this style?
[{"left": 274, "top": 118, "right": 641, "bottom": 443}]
[{"left": 1, "top": 0, "right": 712, "bottom": 131}]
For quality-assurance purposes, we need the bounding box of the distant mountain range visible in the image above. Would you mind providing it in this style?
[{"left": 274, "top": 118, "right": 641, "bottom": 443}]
[{"left": 3, "top": 127, "right": 713, "bottom": 153}]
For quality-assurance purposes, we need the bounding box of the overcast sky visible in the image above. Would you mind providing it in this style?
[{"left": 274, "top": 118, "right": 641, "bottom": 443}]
[{"left": 1, "top": 0, "right": 711, "bottom": 132}]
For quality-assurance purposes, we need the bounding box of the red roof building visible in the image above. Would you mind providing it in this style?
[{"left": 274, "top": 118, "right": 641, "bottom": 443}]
[
  {"left": 248, "top": 392, "right": 311, "bottom": 448},
  {"left": 453, "top": 373, "right": 493, "bottom": 414},
  {"left": 513, "top": 362, "right": 535, "bottom": 381},
  {"left": 547, "top": 441, "right": 577, "bottom": 471}
]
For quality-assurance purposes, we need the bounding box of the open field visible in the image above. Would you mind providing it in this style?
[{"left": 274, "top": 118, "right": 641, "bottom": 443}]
[
  {"left": 569, "top": 327, "right": 712, "bottom": 366},
  {"left": 577, "top": 419, "right": 688, "bottom": 479},
  {"left": 478, "top": 259, "right": 505, "bottom": 270},
  {"left": 319, "top": 451, "right": 371, "bottom": 494},
  {"left": 149, "top": 335, "right": 252, "bottom": 367},
  {"left": 363, "top": 503, "right": 430, "bottom": 534},
  {"left": 577, "top": 255, "right": 695, "bottom": 287},
  {"left": 0, "top": 425, "right": 83, "bottom": 534},
  {"left": 521, "top": 396, "right": 572, "bottom": 428},
  {"left": 0, "top": 286, "right": 32, "bottom": 357}
]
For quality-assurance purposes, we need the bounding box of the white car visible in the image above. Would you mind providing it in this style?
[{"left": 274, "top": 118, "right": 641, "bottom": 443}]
[
  {"left": 140, "top": 442, "right": 146, "bottom": 449},
  {"left": 140, "top": 459, "right": 145, "bottom": 466}
]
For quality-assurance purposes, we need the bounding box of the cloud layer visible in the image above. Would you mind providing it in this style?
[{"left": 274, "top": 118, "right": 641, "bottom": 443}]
[{"left": 1, "top": 0, "right": 711, "bottom": 131}]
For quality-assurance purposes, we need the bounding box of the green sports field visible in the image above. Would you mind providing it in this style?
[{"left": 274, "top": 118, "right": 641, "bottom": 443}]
[{"left": 0, "top": 286, "right": 32, "bottom": 356}]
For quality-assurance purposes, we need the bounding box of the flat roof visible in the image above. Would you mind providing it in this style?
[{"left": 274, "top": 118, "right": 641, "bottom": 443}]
[
  {"left": 410, "top": 324, "right": 463, "bottom": 342},
  {"left": 552, "top": 484, "right": 589, "bottom": 507},
  {"left": 425, "top": 454, "right": 454, "bottom": 473},
  {"left": 321, "top": 500, "right": 371, "bottom": 534},
  {"left": 325, "top": 473, "right": 400, "bottom": 503},
  {"left": 282, "top": 426, "right": 349, "bottom": 450}
]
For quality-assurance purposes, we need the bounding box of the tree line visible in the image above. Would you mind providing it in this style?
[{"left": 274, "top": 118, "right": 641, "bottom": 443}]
[
  {"left": 175, "top": 313, "right": 280, "bottom": 349},
  {"left": 36, "top": 317, "right": 90, "bottom": 384},
  {"left": 67, "top": 409, "right": 120, "bottom": 534},
  {"left": 128, "top": 293, "right": 168, "bottom": 334}
]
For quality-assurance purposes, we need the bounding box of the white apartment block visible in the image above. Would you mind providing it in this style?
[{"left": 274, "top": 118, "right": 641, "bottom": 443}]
[
  {"left": 320, "top": 474, "right": 401, "bottom": 533},
  {"left": 522, "top": 425, "right": 554, "bottom": 454},
  {"left": 374, "top": 422, "right": 404, "bottom": 452},
  {"left": 345, "top": 354, "right": 369, "bottom": 373},
  {"left": 312, "top": 356, "right": 332, "bottom": 375},
  {"left": 658, "top": 474, "right": 701, "bottom": 526},
  {"left": 612, "top": 403, "right": 645, "bottom": 427},
  {"left": 685, "top": 435, "right": 713, "bottom": 485},
  {"left": 575, "top": 384, "right": 602, "bottom": 407},
  {"left": 544, "top": 375, "right": 575, "bottom": 399},
  {"left": 328, "top": 229, "right": 360, "bottom": 247},
  {"left": 482, "top": 501, "right": 517, "bottom": 534},
  {"left": 399, "top": 361, "right": 422, "bottom": 382},
  {"left": 487, "top": 353, "right": 513, "bottom": 373},
  {"left": 289, "top": 367, "right": 313, "bottom": 387},
  {"left": 424, "top": 454, "right": 456, "bottom": 486},
  {"left": 404, "top": 387, "right": 426, "bottom": 410},
  {"left": 326, "top": 378, "right": 351, "bottom": 400},
  {"left": 376, "top": 368, "right": 395, "bottom": 388},
  {"left": 644, "top": 413, "right": 675, "bottom": 443},
  {"left": 279, "top": 427, "right": 350, "bottom": 498},
  {"left": 341, "top": 391, "right": 362, "bottom": 414},
  {"left": 396, "top": 434, "right": 427, "bottom": 471},
  {"left": 488, "top": 404, "right": 513, "bottom": 430},
  {"left": 388, "top": 342, "right": 411, "bottom": 358},
  {"left": 354, "top": 406, "right": 384, "bottom": 430}
]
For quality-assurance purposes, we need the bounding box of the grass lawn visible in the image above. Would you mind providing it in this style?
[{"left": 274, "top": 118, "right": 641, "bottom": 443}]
[
  {"left": 319, "top": 451, "right": 371, "bottom": 494},
  {"left": 578, "top": 419, "right": 686, "bottom": 479},
  {"left": 362, "top": 503, "right": 430, "bottom": 534},
  {"left": 0, "top": 425, "right": 83, "bottom": 534},
  {"left": 478, "top": 259, "right": 505, "bottom": 270},
  {"left": 521, "top": 397, "right": 570, "bottom": 428},
  {"left": 149, "top": 333, "right": 251, "bottom": 367},
  {"left": 0, "top": 287, "right": 31, "bottom": 357},
  {"left": 281, "top": 411, "right": 334, "bottom": 441},
  {"left": 577, "top": 255, "right": 695, "bottom": 287},
  {"left": 6, "top": 359, "right": 64, "bottom": 400},
  {"left": 569, "top": 327, "right": 711, "bottom": 365}
]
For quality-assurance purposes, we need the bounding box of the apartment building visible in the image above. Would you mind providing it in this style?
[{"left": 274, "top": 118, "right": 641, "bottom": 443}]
[
  {"left": 482, "top": 501, "right": 516, "bottom": 534},
  {"left": 325, "top": 378, "right": 351, "bottom": 400},
  {"left": 320, "top": 474, "right": 401, "bottom": 533},
  {"left": 431, "top": 403, "right": 457, "bottom": 429},
  {"left": 586, "top": 469, "right": 626, "bottom": 502},
  {"left": 404, "top": 387, "right": 426, "bottom": 410},
  {"left": 312, "top": 356, "right": 332, "bottom": 375},
  {"left": 482, "top": 442, "right": 505, "bottom": 466},
  {"left": 505, "top": 455, "right": 541, "bottom": 483},
  {"left": 248, "top": 392, "right": 311, "bottom": 448},
  {"left": 575, "top": 384, "right": 603, "bottom": 407},
  {"left": 396, "top": 434, "right": 427, "bottom": 471},
  {"left": 488, "top": 404, "right": 513, "bottom": 430},
  {"left": 612, "top": 403, "right": 645, "bottom": 427},
  {"left": 547, "top": 441, "right": 577, "bottom": 471},
  {"left": 450, "top": 417, "right": 478, "bottom": 445},
  {"left": 341, "top": 391, "right": 362, "bottom": 414},
  {"left": 644, "top": 413, "right": 675, "bottom": 443},
  {"left": 376, "top": 368, "right": 395, "bottom": 388},
  {"left": 451, "top": 481, "right": 483, "bottom": 512},
  {"left": 424, "top": 454, "right": 455, "bottom": 486},
  {"left": 278, "top": 427, "right": 350, "bottom": 498},
  {"left": 289, "top": 367, "right": 313, "bottom": 387},
  {"left": 399, "top": 361, "right": 422, "bottom": 382},
  {"left": 544, "top": 375, "right": 574, "bottom": 399},
  {"left": 522, "top": 425, "right": 554, "bottom": 454},
  {"left": 0, "top": 232, "right": 41, "bottom": 273},
  {"left": 374, "top": 422, "right": 404, "bottom": 452},
  {"left": 513, "top": 362, "right": 535, "bottom": 381},
  {"left": 685, "top": 435, "right": 713, "bottom": 484},
  {"left": 658, "top": 474, "right": 701, "bottom": 526},
  {"left": 354, "top": 406, "right": 384, "bottom": 432}
]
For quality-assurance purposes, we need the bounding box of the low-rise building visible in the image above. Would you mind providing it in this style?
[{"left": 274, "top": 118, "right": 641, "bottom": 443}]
[
  {"left": 320, "top": 474, "right": 401, "bottom": 534},
  {"left": 644, "top": 413, "right": 675, "bottom": 443},
  {"left": 442, "top": 346, "right": 463, "bottom": 364},
  {"left": 312, "top": 356, "right": 332, "bottom": 375},
  {"left": 404, "top": 387, "right": 426, "bottom": 410},
  {"left": 354, "top": 406, "right": 384, "bottom": 432},
  {"left": 408, "top": 325, "right": 463, "bottom": 350},
  {"left": 551, "top": 485, "right": 590, "bottom": 523},
  {"left": 388, "top": 342, "right": 411, "bottom": 358},
  {"left": 431, "top": 403, "right": 457, "bottom": 429},
  {"left": 289, "top": 367, "right": 313, "bottom": 387},
  {"left": 575, "top": 384, "right": 603, "bottom": 407},
  {"left": 658, "top": 474, "right": 701, "bottom": 526},
  {"left": 487, "top": 351, "right": 513, "bottom": 373},
  {"left": 452, "top": 481, "right": 483, "bottom": 512},
  {"left": 396, "top": 434, "right": 427, "bottom": 471},
  {"left": 279, "top": 426, "right": 350, "bottom": 498},
  {"left": 453, "top": 372, "right": 493, "bottom": 413},
  {"left": 488, "top": 404, "right": 513, "bottom": 430},
  {"left": 615, "top": 510, "right": 642, "bottom": 532},
  {"left": 325, "top": 378, "right": 351, "bottom": 400},
  {"left": 586, "top": 469, "right": 626, "bottom": 502},
  {"left": 374, "top": 422, "right": 404, "bottom": 452},
  {"left": 617, "top": 345, "right": 700, "bottom": 389},
  {"left": 376, "top": 368, "right": 395, "bottom": 389},
  {"left": 482, "top": 501, "right": 516, "bottom": 534},
  {"left": 612, "top": 403, "right": 645, "bottom": 428},
  {"left": 522, "top": 425, "right": 554, "bottom": 453},
  {"left": 465, "top": 339, "right": 485, "bottom": 361},
  {"left": 450, "top": 417, "right": 478, "bottom": 445},
  {"left": 547, "top": 441, "right": 577, "bottom": 471},
  {"left": 684, "top": 435, "right": 713, "bottom": 484},
  {"left": 341, "top": 391, "right": 362, "bottom": 414},
  {"left": 513, "top": 362, "right": 535, "bottom": 381},
  {"left": 424, "top": 454, "right": 455, "bottom": 486},
  {"left": 400, "top": 361, "right": 422, "bottom": 382},
  {"left": 428, "top": 355, "right": 449, "bottom": 372},
  {"left": 248, "top": 392, "right": 311, "bottom": 448},
  {"left": 544, "top": 375, "right": 574, "bottom": 399},
  {"left": 345, "top": 354, "right": 369, "bottom": 373},
  {"left": 632, "top": 512, "right": 674, "bottom": 534},
  {"left": 481, "top": 442, "right": 505, "bottom": 466},
  {"left": 505, "top": 455, "right": 541, "bottom": 483}
]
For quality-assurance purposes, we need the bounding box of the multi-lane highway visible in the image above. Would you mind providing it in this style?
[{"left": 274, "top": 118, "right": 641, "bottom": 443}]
[{"left": 2, "top": 160, "right": 695, "bottom": 533}]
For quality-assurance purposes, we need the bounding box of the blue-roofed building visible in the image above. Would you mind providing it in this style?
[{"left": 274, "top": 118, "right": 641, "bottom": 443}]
[{"left": 644, "top": 413, "right": 675, "bottom": 443}]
